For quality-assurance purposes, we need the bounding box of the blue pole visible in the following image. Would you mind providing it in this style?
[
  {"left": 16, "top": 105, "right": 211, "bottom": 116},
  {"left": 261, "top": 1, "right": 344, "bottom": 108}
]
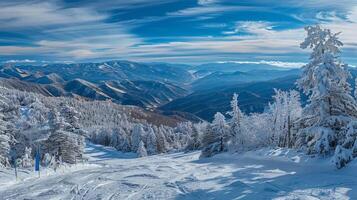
[{"left": 35, "top": 146, "right": 40, "bottom": 177}]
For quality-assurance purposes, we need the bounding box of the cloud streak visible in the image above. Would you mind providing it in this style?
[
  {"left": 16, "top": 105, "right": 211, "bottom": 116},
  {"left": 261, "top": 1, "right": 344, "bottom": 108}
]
[{"left": 0, "top": 0, "right": 356, "bottom": 65}]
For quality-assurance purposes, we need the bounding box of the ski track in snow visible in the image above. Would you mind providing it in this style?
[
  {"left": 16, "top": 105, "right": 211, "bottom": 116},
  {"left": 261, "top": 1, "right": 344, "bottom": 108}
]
[{"left": 1, "top": 144, "right": 357, "bottom": 200}]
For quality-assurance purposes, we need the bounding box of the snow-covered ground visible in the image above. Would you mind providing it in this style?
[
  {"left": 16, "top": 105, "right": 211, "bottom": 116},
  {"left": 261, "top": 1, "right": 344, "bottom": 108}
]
[{"left": 1, "top": 144, "right": 357, "bottom": 200}]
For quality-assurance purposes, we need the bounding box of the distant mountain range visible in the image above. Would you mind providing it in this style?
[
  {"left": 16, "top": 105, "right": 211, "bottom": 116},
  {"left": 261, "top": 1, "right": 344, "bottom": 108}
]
[
  {"left": 161, "top": 75, "right": 302, "bottom": 121},
  {"left": 0, "top": 61, "right": 191, "bottom": 108},
  {"left": 2, "top": 60, "right": 356, "bottom": 121}
]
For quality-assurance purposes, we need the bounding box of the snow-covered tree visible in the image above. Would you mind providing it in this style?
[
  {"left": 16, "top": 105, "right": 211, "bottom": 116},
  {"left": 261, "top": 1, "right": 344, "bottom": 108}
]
[
  {"left": 112, "top": 128, "right": 131, "bottom": 152},
  {"left": 0, "top": 110, "right": 11, "bottom": 167},
  {"left": 145, "top": 127, "right": 158, "bottom": 155},
  {"left": 44, "top": 130, "right": 84, "bottom": 164},
  {"left": 200, "top": 124, "right": 219, "bottom": 158},
  {"left": 0, "top": 133, "right": 10, "bottom": 167},
  {"left": 333, "top": 120, "right": 357, "bottom": 168},
  {"left": 269, "top": 89, "right": 302, "bottom": 147},
  {"left": 296, "top": 25, "right": 357, "bottom": 158},
  {"left": 137, "top": 140, "right": 147, "bottom": 157},
  {"left": 240, "top": 112, "right": 271, "bottom": 149},
  {"left": 186, "top": 122, "right": 206, "bottom": 151},
  {"left": 212, "top": 112, "right": 230, "bottom": 151},
  {"left": 294, "top": 25, "right": 357, "bottom": 168},
  {"left": 355, "top": 78, "right": 357, "bottom": 100},
  {"left": 21, "top": 147, "right": 33, "bottom": 168},
  {"left": 156, "top": 126, "right": 169, "bottom": 153},
  {"left": 333, "top": 145, "right": 352, "bottom": 169},
  {"left": 227, "top": 93, "right": 243, "bottom": 149},
  {"left": 130, "top": 124, "right": 145, "bottom": 151},
  {"left": 200, "top": 112, "right": 229, "bottom": 158}
]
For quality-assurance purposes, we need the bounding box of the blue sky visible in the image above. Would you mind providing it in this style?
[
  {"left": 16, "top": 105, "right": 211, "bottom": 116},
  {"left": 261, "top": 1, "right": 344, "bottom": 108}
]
[{"left": 0, "top": 0, "right": 356, "bottom": 66}]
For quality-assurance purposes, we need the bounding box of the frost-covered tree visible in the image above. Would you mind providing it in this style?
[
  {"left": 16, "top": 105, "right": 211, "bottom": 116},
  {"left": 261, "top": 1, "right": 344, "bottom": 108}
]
[
  {"left": 0, "top": 85, "right": 194, "bottom": 166},
  {"left": 240, "top": 112, "right": 271, "bottom": 149},
  {"left": 44, "top": 130, "right": 84, "bottom": 164},
  {"left": 145, "top": 127, "right": 158, "bottom": 155},
  {"left": 137, "top": 140, "right": 147, "bottom": 157},
  {"left": 21, "top": 147, "right": 33, "bottom": 168},
  {"left": 269, "top": 89, "right": 302, "bottom": 147},
  {"left": 0, "top": 133, "right": 10, "bottom": 167},
  {"left": 200, "top": 124, "right": 219, "bottom": 158},
  {"left": 227, "top": 93, "right": 243, "bottom": 149},
  {"left": 0, "top": 112, "right": 11, "bottom": 167},
  {"left": 296, "top": 25, "right": 357, "bottom": 157},
  {"left": 156, "top": 126, "right": 169, "bottom": 153},
  {"left": 112, "top": 128, "right": 131, "bottom": 152},
  {"left": 186, "top": 122, "right": 206, "bottom": 151},
  {"left": 333, "top": 120, "right": 357, "bottom": 168},
  {"left": 131, "top": 124, "right": 145, "bottom": 152},
  {"left": 200, "top": 112, "right": 229, "bottom": 158},
  {"left": 212, "top": 112, "right": 230, "bottom": 151},
  {"left": 355, "top": 78, "right": 357, "bottom": 100}
]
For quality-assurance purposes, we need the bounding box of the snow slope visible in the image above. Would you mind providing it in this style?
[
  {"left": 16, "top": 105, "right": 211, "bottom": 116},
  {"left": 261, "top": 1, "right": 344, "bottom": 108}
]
[{"left": 1, "top": 144, "right": 357, "bottom": 200}]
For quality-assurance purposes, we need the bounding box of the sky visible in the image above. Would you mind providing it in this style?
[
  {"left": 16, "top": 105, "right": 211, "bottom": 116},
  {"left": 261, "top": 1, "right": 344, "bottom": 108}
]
[{"left": 0, "top": 0, "right": 357, "bottom": 66}]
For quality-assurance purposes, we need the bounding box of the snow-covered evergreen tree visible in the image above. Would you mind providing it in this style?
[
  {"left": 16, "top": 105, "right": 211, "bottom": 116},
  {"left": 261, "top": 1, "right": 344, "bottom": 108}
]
[
  {"left": 137, "top": 140, "right": 147, "bottom": 157},
  {"left": 0, "top": 109, "right": 11, "bottom": 167},
  {"left": 156, "top": 125, "right": 169, "bottom": 153},
  {"left": 44, "top": 130, "right": 84, "bottom": 164},
  {"left": 354, "top": 78, "right": 357, "bottom": 100},
  {"left": 131, "top": 124, "right": 145, "bottom": 152},
  {"left": 227, "top": 93, "right": 243, "bottom": 149},
  {"left": 200, "top": 124, "right": 219, "bottom": 158},
  {"left": 200, "top": 112, "right": 229, "bottom": 158},
  {"left": 296, "top": 25, "right": 357, "bottom": 159},
  {"left": 21, "top": 147, "right": 33, "bottom": 168},
  {"left": 333, "top": 145, "right": 352, "bottom": 169},
  {"left": 186, "top": 122, "right": 206, "bottom": 151},
  {"left": 212, "top": 112, "right": 230, "bottom": 151},
  {"left": 145, "top": 127, "right": 158, "bottom": 155},
  {"left": 0, "top": 133, "right": 10, "bottom": 167}
]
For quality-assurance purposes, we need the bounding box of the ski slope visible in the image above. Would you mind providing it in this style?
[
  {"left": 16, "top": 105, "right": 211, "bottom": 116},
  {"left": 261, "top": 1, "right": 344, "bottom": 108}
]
[{"left": 1, "top": 143, "right": 357, "bottom": 200}]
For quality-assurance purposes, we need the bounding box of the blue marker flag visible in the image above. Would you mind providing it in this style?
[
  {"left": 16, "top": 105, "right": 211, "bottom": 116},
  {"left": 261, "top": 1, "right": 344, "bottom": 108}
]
[{"left": 35, "top": 149, "right": 40, "bottom": 171}]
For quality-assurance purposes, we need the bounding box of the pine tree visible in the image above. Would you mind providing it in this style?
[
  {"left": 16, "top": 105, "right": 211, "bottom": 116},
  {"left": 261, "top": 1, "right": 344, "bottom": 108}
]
[
  {"left": 0, "top": 102, "right": 12, "bottom": 167},
  {"left": 44, "top": 130, "right": 84, "bottom": 164},
  {"left": 0, "top": 133, "right": 10, "bottom": 167},
  {"left": 137, "top": 140, "right": 148, "bottom": 157},
  {"left": 296, "top": 25, "right": 357, "bottom": 156},
  {"left": 227, "top": 93, "right": 243, "bottom": 149},
  {"left": 212, "top": 112, "right": 229, "bottom": 152},
  {"left": 186, "top": 123, "right": 205, "bottom": 151},
  {"left": 21, "top": 147, "right": 33, "bottom": 168},
  {"left": 156, "top": 126, "right": 169, "bottom": 153},
  {"left": 354, "top": 78, "right": 357, "bottom": 100},
  {"left": 200, "top": 124, "right": 220, "bottom": 158},
  {"left": 145, "top": 127, "right": 158, "bottom": 155},
  {"left": 200, "top": 112, "right": 229, "bottom": 158},
  {"left": 131, "top": 124, "right": 145, "bottom": 152}
]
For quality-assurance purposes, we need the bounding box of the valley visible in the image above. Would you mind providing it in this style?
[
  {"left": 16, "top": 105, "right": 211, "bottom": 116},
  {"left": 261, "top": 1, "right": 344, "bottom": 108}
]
[{"left": 0, "top": 61, "right": 305, "bottom": 121}]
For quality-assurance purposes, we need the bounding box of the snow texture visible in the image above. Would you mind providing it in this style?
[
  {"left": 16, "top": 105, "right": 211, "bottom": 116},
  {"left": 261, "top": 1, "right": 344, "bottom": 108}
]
[{"left": 1, "top": 143, "right": 357, "bottom": 200}]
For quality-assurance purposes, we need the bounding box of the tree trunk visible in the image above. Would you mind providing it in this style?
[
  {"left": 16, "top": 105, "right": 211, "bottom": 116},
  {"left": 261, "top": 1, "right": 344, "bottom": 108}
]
[
  {"left": 328, "top": 97, "right": 332, "bottom": 116},
  {"left": 287, "top": 115, "right": 291, "bottom": 148}
]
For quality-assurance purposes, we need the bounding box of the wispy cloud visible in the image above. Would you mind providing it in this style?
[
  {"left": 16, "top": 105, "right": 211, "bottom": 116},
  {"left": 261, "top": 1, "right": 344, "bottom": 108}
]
[
  {"left": 223, "top": 21, "right": 274, "bottom": 35},
  {"left": 0, "top": 0, "right": 356, "bottom": 65},
  {"left": 4, "top": 59, "right": 37, "bottom": 63},
  {"left": 0, "top": 1, "right": 106, "bottom": 29},
  {"left": 216, "top": 60, "right": 305, "bottom": 68}
]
